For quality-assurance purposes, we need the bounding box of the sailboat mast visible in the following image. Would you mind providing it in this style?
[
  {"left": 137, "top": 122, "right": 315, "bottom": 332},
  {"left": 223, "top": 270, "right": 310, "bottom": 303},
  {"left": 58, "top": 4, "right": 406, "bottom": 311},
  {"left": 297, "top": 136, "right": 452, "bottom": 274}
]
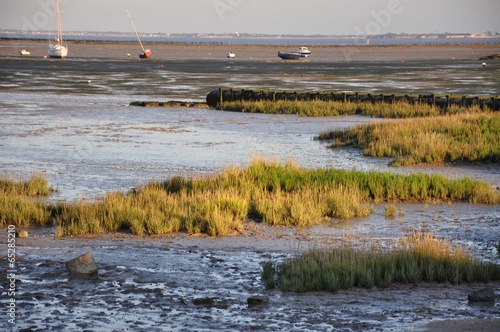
[
  {"left": 56, "top": 0, "right": 63, "bottom": 44},
  {"left": 126, "top": 9, "right": 145, "bottom": 52}
]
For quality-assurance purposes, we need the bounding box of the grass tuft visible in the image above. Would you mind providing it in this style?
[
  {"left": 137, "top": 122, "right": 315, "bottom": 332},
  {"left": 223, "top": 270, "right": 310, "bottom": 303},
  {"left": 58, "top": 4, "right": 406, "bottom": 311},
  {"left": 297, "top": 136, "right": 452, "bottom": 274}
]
[
  {"left": 0, "top": 174, "right": 53, "bottom": 226},
  {"left": 318, "top": 112, "right": 500, "bottom": 166},
  {"left": 262, "top": 231, "right": 500, "bottom": 292}
]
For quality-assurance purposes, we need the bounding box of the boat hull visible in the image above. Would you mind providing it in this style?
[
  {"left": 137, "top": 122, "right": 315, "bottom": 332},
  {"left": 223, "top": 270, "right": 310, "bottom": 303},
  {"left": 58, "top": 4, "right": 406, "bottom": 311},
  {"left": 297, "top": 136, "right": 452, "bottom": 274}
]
[
  {"left": 278, "top": 52, "right": 301, "bottom": 60},
  {"left": 139, "top": 49, "right": 152, "bottom": 58},
  {"left": 48, "top": 45, "right": 68, "bottom": 58}
]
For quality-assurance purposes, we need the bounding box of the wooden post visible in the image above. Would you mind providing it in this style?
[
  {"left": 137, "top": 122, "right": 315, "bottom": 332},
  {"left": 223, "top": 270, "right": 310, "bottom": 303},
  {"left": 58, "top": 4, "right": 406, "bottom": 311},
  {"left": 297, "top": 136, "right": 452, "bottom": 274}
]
[{"left": 219, "top": 88, "right": 223, "bottom": 105}]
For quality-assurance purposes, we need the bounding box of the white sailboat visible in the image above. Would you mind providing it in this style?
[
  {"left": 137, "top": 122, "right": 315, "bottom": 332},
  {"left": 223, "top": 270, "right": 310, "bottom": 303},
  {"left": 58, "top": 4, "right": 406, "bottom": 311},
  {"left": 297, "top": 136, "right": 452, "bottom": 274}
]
[
  {"left": 47, "top": 0, "right": 68, "bottom": 58},
  {"left": 127, "top": 9, "right": 151, "bottom": 59}
]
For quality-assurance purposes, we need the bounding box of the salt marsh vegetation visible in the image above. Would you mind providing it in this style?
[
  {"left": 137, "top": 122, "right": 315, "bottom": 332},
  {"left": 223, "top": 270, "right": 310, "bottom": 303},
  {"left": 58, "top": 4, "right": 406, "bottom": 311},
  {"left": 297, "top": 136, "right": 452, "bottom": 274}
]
[
  {"left": 2, "top": 160, "right": 498, "bottom": 235},
  {"left": 262, "top": 231, "right": 500, "bottom": 292},
  {"left": 318, "top": 112, "right": 500, "bottom": 166}
]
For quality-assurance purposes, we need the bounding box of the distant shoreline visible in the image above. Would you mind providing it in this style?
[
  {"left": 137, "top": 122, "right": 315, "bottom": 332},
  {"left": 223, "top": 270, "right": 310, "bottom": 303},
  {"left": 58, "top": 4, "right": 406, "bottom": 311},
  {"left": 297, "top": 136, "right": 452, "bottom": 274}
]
[
  {"left": 1, "top": 33, "right": 499, "bottom": 47},
  {"left": 2, "top": 37, "right": 500, "bottom": 48}
]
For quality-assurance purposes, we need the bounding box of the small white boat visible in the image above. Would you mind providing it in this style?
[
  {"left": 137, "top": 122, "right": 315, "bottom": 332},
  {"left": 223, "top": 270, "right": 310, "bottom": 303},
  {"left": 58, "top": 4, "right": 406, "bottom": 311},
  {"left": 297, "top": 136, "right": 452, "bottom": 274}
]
[
  {"left": 278, "top": 51, "right": 301, "bottom": 60},
  {"left": 47, "top": 0, "right": 68, "bottom": 58},
  {"left": 296, "top": 46, "right": 311, "bottom": 57},
  {"left": 19, "top": 49, "right": 30, "bottom": 56},
  {"left": 227, "top": 52, "right": 236, "bottom": 58}
]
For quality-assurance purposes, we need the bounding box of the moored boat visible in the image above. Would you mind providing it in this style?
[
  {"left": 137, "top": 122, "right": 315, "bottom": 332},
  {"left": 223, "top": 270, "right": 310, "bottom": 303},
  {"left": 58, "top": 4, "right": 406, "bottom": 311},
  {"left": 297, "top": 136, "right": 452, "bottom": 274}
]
[
  {"left": 278, "top": 51, "right": 301, "bottom": 60},
  {"left": 47, "top": 0, "right": 68, "bottom": 59},
  {"left": 127, "top": 9, "right": 151, "bottom": 59},
  {"left": 227, "top": 52, "right": 236, "bottom": 58},
  {"left": 19, "top": 49, "right": 31, "bottom": 56}
]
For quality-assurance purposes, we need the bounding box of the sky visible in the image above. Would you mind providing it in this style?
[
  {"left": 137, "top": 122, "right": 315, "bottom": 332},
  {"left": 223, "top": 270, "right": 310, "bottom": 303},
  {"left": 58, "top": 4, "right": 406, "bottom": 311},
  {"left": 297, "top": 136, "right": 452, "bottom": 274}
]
[{"left": 1, "top": 0, "right": 499, "bottom": 36}]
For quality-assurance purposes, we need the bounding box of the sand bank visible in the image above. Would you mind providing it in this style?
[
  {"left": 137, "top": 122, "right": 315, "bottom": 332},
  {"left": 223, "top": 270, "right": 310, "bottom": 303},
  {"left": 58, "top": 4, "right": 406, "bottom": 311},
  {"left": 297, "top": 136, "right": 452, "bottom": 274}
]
[{"left": 1, "top": 39, "right": 499, "bottom": 61}]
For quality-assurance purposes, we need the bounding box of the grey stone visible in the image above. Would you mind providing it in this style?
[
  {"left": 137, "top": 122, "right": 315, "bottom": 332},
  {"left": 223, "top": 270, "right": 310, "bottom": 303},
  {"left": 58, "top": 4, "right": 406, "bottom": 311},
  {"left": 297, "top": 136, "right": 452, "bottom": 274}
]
[
  {"left": 468, "top": 287, "right": 495, "bottom": 302},
  {"left": 247, "top": 295, "right": 269, "bottom": 306},
  {"left": 66, "top": 252, "right": 98, "bottom": 276},
  {"left": 193, "top": 297, "right": 214, "bottom": 306}
]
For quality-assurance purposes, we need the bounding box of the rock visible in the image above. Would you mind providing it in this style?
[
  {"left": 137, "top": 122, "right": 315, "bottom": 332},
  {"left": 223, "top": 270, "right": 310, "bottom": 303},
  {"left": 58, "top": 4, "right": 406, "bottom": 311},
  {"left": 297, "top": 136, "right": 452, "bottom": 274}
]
[
  {"left": 66, "top": 252, "right": 98, "bottom": 276},
  {"left": 247, "top": 295, "right": 269, "bottom": 306},
  {"left": 468, "top": 287, "right": 495, "bottom": 302},
  {"left": 193, "top": 297, "right": 214, "bottom": 306},
  {"left": 16, "top": 230, "right": 29, "bottom": 238},
  {"left": 129, "top": 101, "right": 208, "bottom": 108}
]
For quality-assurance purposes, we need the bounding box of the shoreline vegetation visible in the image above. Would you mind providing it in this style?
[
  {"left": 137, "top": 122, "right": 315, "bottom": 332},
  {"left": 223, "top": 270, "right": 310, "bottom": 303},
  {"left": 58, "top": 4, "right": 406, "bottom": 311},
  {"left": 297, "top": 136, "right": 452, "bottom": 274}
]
[
  {"left": 262, "top": 230, "right": 500, "bottom": 292},
  {"left": 1, "top": 160, "right": 499, "bottom": 236},
  {"left": 217, "top": 100, "right": 492, "bottom": 118},
  {"left": 216, "top": 101, "right": 499, "bottom": 166},
  {"left": 318, "top": 112, "right": 500, "bottom": 166}
]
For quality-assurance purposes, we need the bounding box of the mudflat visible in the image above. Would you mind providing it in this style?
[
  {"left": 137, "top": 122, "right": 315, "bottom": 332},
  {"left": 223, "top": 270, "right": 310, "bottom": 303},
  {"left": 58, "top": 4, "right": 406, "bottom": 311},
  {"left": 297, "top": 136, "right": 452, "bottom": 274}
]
[{"left": 1, "top": 39, "right": 499, "bottom": 61}]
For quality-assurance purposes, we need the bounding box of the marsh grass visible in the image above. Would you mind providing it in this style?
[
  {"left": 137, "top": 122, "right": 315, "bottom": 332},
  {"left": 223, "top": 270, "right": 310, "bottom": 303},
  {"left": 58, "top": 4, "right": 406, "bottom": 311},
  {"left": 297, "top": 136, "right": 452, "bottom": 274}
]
[
  {"left": 318, "top": 112, "right": 500, "bottom": 166},
  {"left": 54, "top": 159, "right": 499, "bottom": 236},
  {"left": 2, "top": 160, "right": 498, "bottom": 235},
  {"left": 0, "top": 174, "right": 53, "bottom": 226},
  {"left": 385, "top": 205, "right": 397, "bottom": 218},
  {"left": 0, "top": 173, "right": 53, "bottom": 196},
  {"left": 218, "top": 100, "right": 485, "bottom": 118},
  {"left": 262, "top": 230, "right": 500, "bottom": 292}
]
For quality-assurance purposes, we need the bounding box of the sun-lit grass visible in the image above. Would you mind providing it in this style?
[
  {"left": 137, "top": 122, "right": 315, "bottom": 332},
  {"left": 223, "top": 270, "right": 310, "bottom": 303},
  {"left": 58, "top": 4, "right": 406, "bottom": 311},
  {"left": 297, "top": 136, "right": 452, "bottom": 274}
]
[
  {"left": 218, "top": 100, "right": 486, "bottom": 118},
  {"left": 54, "top": 159, "right": 499, "bottom": 236},
  {"left": 0, "top": 174, "right": 53, "bottom": 226},
  {"left": 1, "top": 160, "right": 498, "bottom": 235},
  {"left": 318, "top": 112, "right": 500, "bottom": 166},
  {"left": 0, "top": 173, "right": 53, "bottom": 196},
  {"left": 262, "top": 230, "right": 500, "bottom": 292},
  {"left": 0, "top": 194, "right": 51, "bottom": 226}
]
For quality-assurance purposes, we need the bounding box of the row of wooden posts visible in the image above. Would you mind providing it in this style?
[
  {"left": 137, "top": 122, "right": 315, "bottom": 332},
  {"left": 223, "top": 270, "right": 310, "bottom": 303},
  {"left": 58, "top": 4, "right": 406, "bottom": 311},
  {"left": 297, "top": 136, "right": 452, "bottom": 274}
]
[{"left": 206, "top": 88, "right": 500, "bottom": 110}]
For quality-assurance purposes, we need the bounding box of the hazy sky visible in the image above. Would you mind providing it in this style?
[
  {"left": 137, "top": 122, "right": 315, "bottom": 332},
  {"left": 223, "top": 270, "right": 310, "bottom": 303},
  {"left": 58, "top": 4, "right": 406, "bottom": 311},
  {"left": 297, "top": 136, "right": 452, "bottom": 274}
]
[{"left": 1, "top": 0, "right": 499, "bottom": 35}]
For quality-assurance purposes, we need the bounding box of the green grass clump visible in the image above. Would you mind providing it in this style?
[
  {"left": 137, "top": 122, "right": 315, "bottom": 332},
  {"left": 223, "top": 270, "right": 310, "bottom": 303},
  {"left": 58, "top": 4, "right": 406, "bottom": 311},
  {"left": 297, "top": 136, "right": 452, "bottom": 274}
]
[
  {"left": 54, "top": 160, "right": 371, "bottom": 236},
  {"left": 0, "top": 174, "right": 53, "bottom": 226},
  {"left": 262, "top": 231, "right": 500, "bottom": 292},
  {"left": 318, "top": 112, "right": 500, "bottom": 166},
  {"left": 0, "top": 174, "right": 53, "bottom": 196},
  {"left": 2, "top": 161, "right": 498, "bottom": 236},
  {"left": 385, "top": 205, "right": 397, "bottom": 218},
  {"left": 54, "top": 159, "right": 499, "bottom": 237},
  {"left": 0, "top": 194, "right": 51, "bottom": 226},
  {"left": 218, "top": 100, "right": 485, "bottom": 119}
]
